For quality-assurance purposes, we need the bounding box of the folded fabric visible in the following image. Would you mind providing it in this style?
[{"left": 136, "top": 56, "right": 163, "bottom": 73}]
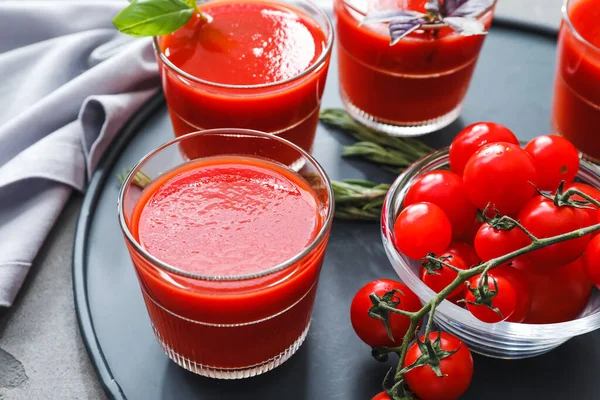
[{"left": 0, "top": 1, "right": 161, "bottom": 307}]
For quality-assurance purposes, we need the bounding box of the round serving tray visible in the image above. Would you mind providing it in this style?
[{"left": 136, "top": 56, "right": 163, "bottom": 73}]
[{"left": 73, "top": 17, "right": 600, "bottom": 400}]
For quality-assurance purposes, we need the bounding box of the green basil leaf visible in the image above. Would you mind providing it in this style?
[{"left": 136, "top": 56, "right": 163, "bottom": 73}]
[{"left": 113, "top": 0, "right": 195, "bottom": 37}]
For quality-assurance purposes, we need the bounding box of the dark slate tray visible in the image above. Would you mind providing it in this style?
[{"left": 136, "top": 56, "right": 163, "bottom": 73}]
[{"left": 73, "top": 17, "right": 600, "bottom": 400}]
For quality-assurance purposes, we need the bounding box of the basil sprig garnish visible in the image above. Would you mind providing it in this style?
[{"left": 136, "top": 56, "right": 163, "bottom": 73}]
[
  {"left": 113, "top": 0, "right": 203, "bottom": 37},
  {"left": 361, "top": 0, "right": 495, "bottom": 45}
]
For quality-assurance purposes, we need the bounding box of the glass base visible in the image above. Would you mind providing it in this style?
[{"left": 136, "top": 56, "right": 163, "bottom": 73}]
[
  {"left": 153, "top": 321, "right": 311, "bottom": 379},
  {"left": 341, "top": 93, "right": 463, "bottom": 137}
]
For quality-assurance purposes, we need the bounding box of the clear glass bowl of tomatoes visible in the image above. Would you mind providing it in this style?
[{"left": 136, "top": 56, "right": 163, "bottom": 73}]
[{"left": 381, "top": 146, "right": 600, "bottom": 359}]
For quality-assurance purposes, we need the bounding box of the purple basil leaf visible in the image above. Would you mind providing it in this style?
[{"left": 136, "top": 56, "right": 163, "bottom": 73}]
[
  {"left": 442, "top": 0, "right": 466, "bottom": 16},
  {"left": 361, "top": 9, "right": 426, "bottom": 26},
  {"left": 444, "top": 16, "right": 487, "bottom": 35},
  {"left": 389, "top": 17, "right": 427, "bottom": 45},
  {"left": 445, "top": 0, "right": 494, "bottom": 17}
]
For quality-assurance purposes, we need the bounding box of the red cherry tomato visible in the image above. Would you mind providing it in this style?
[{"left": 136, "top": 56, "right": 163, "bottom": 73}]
[
  {"left": 371, "top": 392, "right": 390, "bottom": 400},
  {"left": 404, "top": 170, "right": 477, "bottom": 238},
  {"left": 394, "top": 202, "right": 452, "bottom": 260},
  {"left": 463, "top": 142, "right": 538, "bottom": 216},
  {"left": 518, "top": 195, "right": 592, "bottom": 268},
  {"left": 350, "top": 280, "right": 422, "bottom": 348},
  {"left": 493, "top": 265, "right": 531, "bottom": 323},
  {"left": 516, "top": 258, "right": 592, "bottom": 324},
  {"left": 474, "top": 223, "right": 531, "bottom": 261},
  {"left": 583, "top": 235, "right": 600, "bottom": 286},
  {"left": 465, "top": 274, "right": 517, "bottom": 323},
  {"left": 449, "top": 122, "right": 519, "bottom": 176},
  {"left": 420, "top": 252, "right": 468, "bottom": 299},
  {"left": 446, "top": 241, "right": 481, "bottom": 268},
  {"left": 564, "top": 182, "right": 600, "bottom": 225},
  {"left": 524, "top": 135, "right": 580, "bottom": 191},
  {"left": 404, "top": 332, "right": 473, "bottom": 400}
]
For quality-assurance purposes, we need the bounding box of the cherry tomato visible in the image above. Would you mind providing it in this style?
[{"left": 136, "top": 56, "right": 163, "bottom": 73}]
[
  {"left": 516, "top": 258, "right": 592, "bottom": 324},
  {"left": 465, "top": 274, "right": 517, "bottom": 323},
  {"left": 420, "top": 252, "right": 468, "bottom": 299},
  {"left": 583, "top": 235, "right": 600, "bottom": 286},
  {"left": 492, "top": 265, "right": 531, "bottom": 323},
  {"left": 524, "top": 135, "right": 579, "bottom": 191},
  {"left": 405, "top": 171, "right": 477, "bottom": 238},
  {"left": 449, "top": 122, "right": 519, "bottom": 176},
  {"left": 445, "top": 241, "right": 481, "bottom": 268},
  {"left": 518, "top": 195, "right": 592, "bottom": 268},
  {"left": 404, "top": 332, "right": 473, "bottom": 400},
  {"left": 474, "top": 222, "right": 531, "bottom": 261},
  {"left": 350, "top": 280, "right": 422, "bottom": 348},
  {"left": 371, "top": 392, "right": 390, "bottom": 400},
  {"left": 564, "top": 182, "right": 600, "bottom": 225},
  {"left": 463, "top": 142, "right": 538, "bottom": 216},
  {"left": 394, "top": 202, "right": 452, "bottom": 260}
]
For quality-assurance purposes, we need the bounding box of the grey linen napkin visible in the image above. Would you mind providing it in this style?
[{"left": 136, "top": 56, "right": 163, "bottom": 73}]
[{"left": 0, "top": 1, "right": 160, "bottom": 306}]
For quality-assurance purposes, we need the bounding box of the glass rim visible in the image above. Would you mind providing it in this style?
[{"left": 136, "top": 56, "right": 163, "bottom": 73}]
[
  {"left": 152, "top": 0, "right": 334, "bottom": 90},
  {"left": 117, "top": 128, "right": 334, "bottom": 282},
  {"left": 382, "top": 146, "right": 600, "bottom": 336},
  {"left": 562, "top": 0, "right": 600, "bottom": 53},
  {"left": 341, "top": 0, "right": 497, "bottom": 30}
]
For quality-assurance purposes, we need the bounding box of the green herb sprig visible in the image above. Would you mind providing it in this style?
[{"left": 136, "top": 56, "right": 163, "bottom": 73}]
[
  {"left": 113, "top": 0, "right": 204, "bottom": 37},
  {"left": 320, "top": 109, "right": 432, "bottom": 221},
  {"left": 333, "top": 180, "right": 392, "bottom": 221}
]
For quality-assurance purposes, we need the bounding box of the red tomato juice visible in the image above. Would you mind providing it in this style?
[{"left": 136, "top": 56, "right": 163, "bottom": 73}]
[
  {"left": 552, "top": 0, "right": 600, "bottom": 162},
  {"left": 335, "top": 0, "right": 493, "bottom": 125},
  {"left": 157, "top": 0, "right": 331, "bottom": 160},
  {"left": 126, "top": 156, "right": 329, "bottom": 372}
]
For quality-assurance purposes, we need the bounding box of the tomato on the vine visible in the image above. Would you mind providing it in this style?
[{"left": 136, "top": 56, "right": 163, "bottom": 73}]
[
  {"left": 465, "top": 274, "right": 517, "bottom": 323},
  {"left": 583, "top": 235, "right": 600, "bottom": 286},
  {"left": 445, "top": 241, "right": 481, "bottom": 268},
  {"left": 524, "top": 135, "right": 579, "bottom": 191},
  {"left": 564, "top": 182, "right": 600, "bottom": 225},
  {"left": 518, "top": 195, "right": 592, "bottom": 267},
  {"left": 404, "top": 170, "right": 477, "bottom": 238},
  {"left": 350, "top": 280, "right": 422, "bottom": 348},
  {"left": 449, "top": 122, "right": 519, "bottom": 176},
  {"left": 403, "top": 332, "right": 473, "bottom": 400},
  {"left": 474, "top": 222, "right": 531, "bottom": 261},
  {"left": 492, "top": 265, "right": 531, "bottom": 323},
  {"left": 420, "top": 251, "right": 468, "bottom": 299},
  {"left": 394, "top": 202, "right": 452, "bottom": 260},
  {"left": 463, "top": 142, "right": 538, "bottom": 216},
  {"left": 515, "top": 258, "right": 592, "bottom": 324}
]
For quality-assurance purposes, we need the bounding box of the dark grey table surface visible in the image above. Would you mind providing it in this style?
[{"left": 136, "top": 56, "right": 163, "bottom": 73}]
[{"left": 0, "top": 1, "right": 563, "bottom": 399}]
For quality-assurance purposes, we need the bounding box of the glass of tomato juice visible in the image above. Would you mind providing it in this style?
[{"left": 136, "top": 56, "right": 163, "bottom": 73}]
[
  {"left": 153, "top": 0, "right": 333, "bottom": 156},
  {"left": 118, "top": 129, "right": 333, "bottom": 379},
  {"left": 334, "top": 0, "right": 496, "bottom": 136},
  {"left": 552, "top": 0, "right": 600, "bottom": 162}
]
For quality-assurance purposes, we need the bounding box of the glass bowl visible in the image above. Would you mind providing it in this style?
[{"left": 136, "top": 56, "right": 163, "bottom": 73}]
[{"left": 381, "top": 147, "right": 600, "bottom": 359}]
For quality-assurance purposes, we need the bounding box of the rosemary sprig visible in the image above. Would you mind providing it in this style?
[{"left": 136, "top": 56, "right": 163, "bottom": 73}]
[
  {"left": 320, "top": 109, "right": 433, "bottom": 155},
  {"left": 333, "top": 180, "right": 392, "bottom": 221},
  {"left": 320, "top": 109, "right": 432, "bottom": 173},
  {"left": 321, "top": 108, "right": 432, "bottom": 220}
]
